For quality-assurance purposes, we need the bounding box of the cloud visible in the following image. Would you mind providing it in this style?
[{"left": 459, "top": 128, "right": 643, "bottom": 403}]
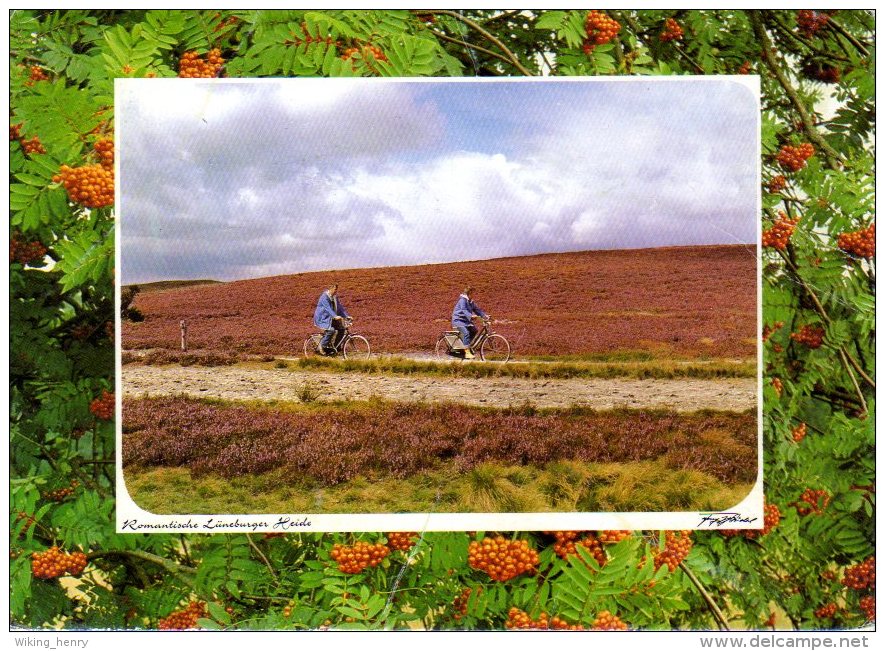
[{"left": 119, "top": 79, "right": 758, "bottom": 283}]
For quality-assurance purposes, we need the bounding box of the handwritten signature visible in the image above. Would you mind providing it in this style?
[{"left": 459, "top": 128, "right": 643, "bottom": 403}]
[{"left": 697, "top": 512, "right": 759, "bottom": 527}]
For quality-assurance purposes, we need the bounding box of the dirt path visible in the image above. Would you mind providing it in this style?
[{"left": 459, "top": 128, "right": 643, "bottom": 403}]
[{"left": 122, "top": 365, "right": 756, "bottom": 411}]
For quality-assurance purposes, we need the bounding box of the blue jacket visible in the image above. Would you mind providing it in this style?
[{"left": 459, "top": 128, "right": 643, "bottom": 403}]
[
  {"left": 314, "top": 291, "right": 349, "bottom": 329},
  {"left": 452, "top": 294, "right": 487, "bottom": 327}
]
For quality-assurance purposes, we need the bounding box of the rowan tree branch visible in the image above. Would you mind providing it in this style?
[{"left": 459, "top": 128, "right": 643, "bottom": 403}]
[
  {"left": 246, "top": 533, "right": 280, "bottom": 586},
  {"left": 679, "top": 561, "right": 731, "bottom": 631},
  {"left": 824, "top": 16, "right": 871, "bottom": 58},
  {"left": 748, "top": 11, "right": 843, "bottom": 169},
  {"left": 839, "top": 349, "right": 868, "bottom": 416},
  {"left": 415, "top": 9, "right": 534, "bottom": 76},
  {"left": 88, "top": 549, "right": 197, "bottom": 581},
  {"left": 776, "top": 248, "right": 875, "bottom": 394},
  {"left": 762, "top": 12, "right": 851, "bottom": 63},
  {"left": 425, "top": 27, "right": 516, "bottom": 72}
]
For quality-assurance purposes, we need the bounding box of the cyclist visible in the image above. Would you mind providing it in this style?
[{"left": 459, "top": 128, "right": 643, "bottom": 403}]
[
  {"left": 451, "top": 285, "right": 489, "bottom": 360},
  {"left": 313, "top": 283, "right": 351, "bottom": 355}
]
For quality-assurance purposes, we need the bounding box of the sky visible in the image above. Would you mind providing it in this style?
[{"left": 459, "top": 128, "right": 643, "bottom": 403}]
[{"left": 118, "top": 78, "right": 758, "bottom": 283}]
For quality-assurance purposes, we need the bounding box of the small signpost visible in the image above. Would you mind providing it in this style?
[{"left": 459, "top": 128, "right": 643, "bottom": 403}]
[{"left": 180, "top": 319, "right": 188, "bottom": 352}]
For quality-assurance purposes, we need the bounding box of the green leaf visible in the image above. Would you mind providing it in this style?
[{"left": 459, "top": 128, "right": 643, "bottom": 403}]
[
  {"left": 535, "top": 11, "right": 567, "bottom": 30},
  {"left": 207, "top": 601, "right": 232, "bottom": 625}
]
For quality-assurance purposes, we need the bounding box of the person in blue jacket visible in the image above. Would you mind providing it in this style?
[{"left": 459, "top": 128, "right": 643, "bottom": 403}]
[
  {"left": 451, "top": 285, "right": 489, "bottom": 360},
  {"left": 314, "top": 283, "right": 350, "bottom": 355}
]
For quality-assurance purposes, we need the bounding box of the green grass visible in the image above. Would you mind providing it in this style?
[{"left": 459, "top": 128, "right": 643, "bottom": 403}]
[
  {"left": 279, "top": 354, "right": 756, "bottom": 380},
  {"left": 124, "top": 459, "right": 753, "bottom": 515}
]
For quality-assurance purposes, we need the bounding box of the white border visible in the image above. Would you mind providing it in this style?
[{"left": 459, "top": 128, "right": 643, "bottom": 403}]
[{"left": 115, "top": 75, "right": 763, "bottom": 533}]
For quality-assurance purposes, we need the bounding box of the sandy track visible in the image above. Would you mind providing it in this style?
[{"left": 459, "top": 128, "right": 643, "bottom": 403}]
[{"left": 122, "top": 365, "right": 756, "bottom": 412}]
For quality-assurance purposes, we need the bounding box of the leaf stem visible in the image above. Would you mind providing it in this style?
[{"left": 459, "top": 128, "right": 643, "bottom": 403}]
[
  {"left": 246, "top": 533, "right": 280, "bottom": 585},
  {"left": 776, "top": 249, "right": 874, "bottom": 394},
  {"left": 425, "top": 27, "right": 515, "bottom": 71},
  {"left": 679, "top": 561, "right": 731, "bottom": 631},
  {"left": 824, "top": 17, "right": 870, "bottom": 57},
  {"left": 87, "top": 549, "right": 197, "bottom": 578},
  {"left": 417, "top": 10, "right": 534, "bottom": 76}
]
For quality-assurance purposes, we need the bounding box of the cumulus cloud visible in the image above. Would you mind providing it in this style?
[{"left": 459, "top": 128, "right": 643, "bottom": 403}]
[{"left": 119, "top": 78, "right": 758, "bottom": 283}]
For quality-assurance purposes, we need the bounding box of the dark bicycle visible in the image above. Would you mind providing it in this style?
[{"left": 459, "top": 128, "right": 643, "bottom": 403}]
[
  {"left": 304, "top": 319, "right": 371, "bottom": 360},
  {"left": 435, "top": 318, "right": 511, "bottom": 362}
]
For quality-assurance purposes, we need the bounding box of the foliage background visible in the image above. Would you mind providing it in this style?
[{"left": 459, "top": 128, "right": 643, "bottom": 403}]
[{"left": 8, "top": 8, "right": 875, "bottom": 633}]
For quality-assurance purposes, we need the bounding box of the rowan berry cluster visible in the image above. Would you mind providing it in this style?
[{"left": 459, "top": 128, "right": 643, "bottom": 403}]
[
  {"left": 178, "top": 49, "right": 225, "bottom": 78},
  {"left": 768, "top": 175, "right": 787, "bottom": 193},
  {"left": 842, "top": 557, "right": 875, "bottom": 590},
  {"left": 9, "top": 238, "right": 48, "bottom": 265},
  {"left": 26, "top": 65, "right": 49, "bottom": 86},
  {"left": 802, "top": 60, "right": 841, "bottom": 84},
  {"left": 468, "top": 536, "right": 539, "bottom": 581},
  {"left": 43, "top": 480, "right": 80, "bottom": 502},
  {"left": 791, "top": 324, "right": 825, "bottom": 349},
  {"left": 791, "top": 422, "right": 807, "bottom": 443},
  {"left": 21, "top": 135, "right": 46, "bottom": 154},
  {"left": 94, "top": 138, "right": 114, "bottom": 170},
  {"left": 738, "top": 61, "right": 752, "bottom": 75},
  {"left": 505, "top": 607, "right": 584, "bottom": 630},
  {"left": 797, "top": 10, "right": 829, "bottom": 38},
  {"left": 546, "top": 531, "right": 607, "bottom": 567},
  {"left": 15, "top": 511, "right": 36, "bottom": 532},
  {"left": 755, "top": 518, "right": 782, "bottom": 542},
  {"left": 31, "top": 547, "right": 88, "bottom": 579},
  {"left": 796, "top": 489, "right": 830, "bottom": 516},
  {"left": 263, "top": 532, "right": 286, "bottom": 540},
  {"left": 762, "top": 322, "right": 784, "bottom": 342},
  {"left": 341, "top": 44, "right": 388, "bottom": 68},
  {"left": 859, "top": 595, "right": 875, "bottom": 621},
  {"left": 653, "top": 531, "right": 693, "bottom": 572},
  {"left": 452, "top": 588, "right": 472, "bottom": 621},
  {"left": 582, "top": 11, "right": 621, "bottom": 54},
  {"left": 11, "top": 123, "right": 46, "bottom": 155},
  {"left": 771, "top": 377, "right": 784, "bottom": 397},
  {"left": 814, "top": 603, "right": 838, "bottom": 619},
  {"left": 762, "top": 212, "right": 800, "bottom": 250},
  {"left": 722, "top": 503, "right": 781, "bottom": 538},
  {"left": 776, "top": 143, "right": 815, "bottom": 172},
  {"left": 157, "top": 601, "right": 207, "bottom": 630},
  {"left": 330, "top": 541, "right": 390, "bottom": 574},
  {"left": 52, "top": 163, "right": 114, "bottom": 208},
  {"left": 660, "top": 18, "right": 684, "bottom": 42},
  {"left": 591, "top": 610, "right": 629, "bottom": 631},
  {"left": 90, "top": 390, "right": 115, "bottom": 420},
  {"left": 837, "top": 223, "right": 875, "bottom": 259},
  {"left": 598, "top": 530, "right": 633, "bottom": 544},
  {"left": 386, "top": 531, "right": 418, "bottom": 552}
]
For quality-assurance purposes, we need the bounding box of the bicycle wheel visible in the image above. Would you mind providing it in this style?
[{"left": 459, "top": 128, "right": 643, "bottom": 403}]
[
  {"left": 435, "top": 334, "right": 451, "bottom": 359},
  {"left": 343, "top": 334, "right": 371, "bottom": 360},
  {"left": 303, "top": 334, "right": 323, "bottom": 358},
  {"left": 480, "top": 333, "right": 510, "bottom": 362}
]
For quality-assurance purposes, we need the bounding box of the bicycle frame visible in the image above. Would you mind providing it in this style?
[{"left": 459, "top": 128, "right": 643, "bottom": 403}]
[
  {"left": 444, "top": 321, "right": 491, "bottom": 353},
  {"left": 324, "top": 327, "right": 353, "bottom": 354}
]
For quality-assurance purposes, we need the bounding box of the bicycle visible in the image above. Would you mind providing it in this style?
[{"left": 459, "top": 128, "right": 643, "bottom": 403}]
[
  {"left": 435, "top": 318, "right": 511, "bottom": 362},
  {"left": 303, "top": 319, "right": 371, "bottom": 360}
]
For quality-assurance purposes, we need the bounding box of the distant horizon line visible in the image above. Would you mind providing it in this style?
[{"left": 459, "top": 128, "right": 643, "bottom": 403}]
[{"left": 122, "top": 241, "right": 757, "bottom": 287}]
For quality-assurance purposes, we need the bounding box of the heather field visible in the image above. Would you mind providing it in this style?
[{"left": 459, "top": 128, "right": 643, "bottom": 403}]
[
  {"left": 122, "top": 245, "right": 756, "bottom": 359},
  {"left": 122, "top": 397, "right": 757, "bottom": 513}
]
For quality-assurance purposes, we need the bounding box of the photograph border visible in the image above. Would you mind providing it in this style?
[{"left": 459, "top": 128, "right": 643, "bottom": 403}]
[{"left": 114, "top": 74, "right": 764, "bottom": 533}]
